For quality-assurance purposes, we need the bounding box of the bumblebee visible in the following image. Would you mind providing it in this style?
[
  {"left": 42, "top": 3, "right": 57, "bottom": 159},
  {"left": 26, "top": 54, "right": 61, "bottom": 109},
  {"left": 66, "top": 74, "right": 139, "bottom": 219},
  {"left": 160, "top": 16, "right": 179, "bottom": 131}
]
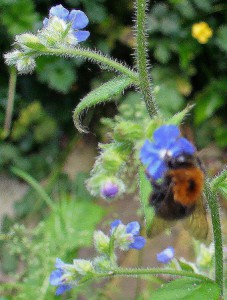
[{"left": 148, "top": 153, "right": 208, "bottom": 241}]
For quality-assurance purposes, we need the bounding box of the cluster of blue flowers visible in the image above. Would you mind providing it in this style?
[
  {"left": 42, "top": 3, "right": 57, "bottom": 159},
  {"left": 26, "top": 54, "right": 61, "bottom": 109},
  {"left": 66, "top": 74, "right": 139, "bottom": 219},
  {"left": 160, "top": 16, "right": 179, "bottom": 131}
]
[
  {"left": 140, "top": 125, "right": 196, "bottom": 180},
  {"left": 49, "top": 219, "right": 146, "bottom": 295},
  {"left": 4, "top": 4, "right": 90, "bottom": 74}
]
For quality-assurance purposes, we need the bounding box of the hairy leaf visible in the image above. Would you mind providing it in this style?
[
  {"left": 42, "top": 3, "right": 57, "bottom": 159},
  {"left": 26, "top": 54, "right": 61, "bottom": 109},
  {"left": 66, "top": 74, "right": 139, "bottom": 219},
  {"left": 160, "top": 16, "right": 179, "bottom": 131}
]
[
  {"left": 73, "top": 76, "right": 133, "bottom": 132},
  {"left": 150, "top": 278, "right": 220, "bottom": 300}
]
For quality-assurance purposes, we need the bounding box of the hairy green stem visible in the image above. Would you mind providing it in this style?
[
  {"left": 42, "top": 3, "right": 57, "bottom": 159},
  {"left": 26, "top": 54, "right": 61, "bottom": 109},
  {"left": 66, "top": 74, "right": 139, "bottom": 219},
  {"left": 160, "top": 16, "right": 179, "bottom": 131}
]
[
  {"left": 204, "top": 181, "right": 223, "bottom": 295},
  {"left": 97, "top": 267, "right": 213, "bottom": 282},
  {"left": 37, "top": 47, "right": 138, "bottom": 83},
  {"left": 4, "top": 67, "right": 17, "bottom": 136},
  {"left": 135, "top": 0, "right": 158, "bottom": 117}
]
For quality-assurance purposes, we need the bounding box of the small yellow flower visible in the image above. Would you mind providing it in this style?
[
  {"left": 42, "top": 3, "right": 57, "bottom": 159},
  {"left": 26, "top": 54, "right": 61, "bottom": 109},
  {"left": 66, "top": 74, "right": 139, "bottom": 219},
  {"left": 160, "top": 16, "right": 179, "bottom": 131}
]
[{"left": 192, "top": 22, "right": 213, "bottom": 44}]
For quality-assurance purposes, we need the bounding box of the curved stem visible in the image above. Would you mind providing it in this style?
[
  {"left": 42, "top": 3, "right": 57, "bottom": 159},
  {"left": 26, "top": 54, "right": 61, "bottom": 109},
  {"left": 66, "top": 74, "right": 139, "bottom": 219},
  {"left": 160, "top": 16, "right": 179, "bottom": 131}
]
[
  {"left": 4, "top": 67, "right": 17, "bottom": 136},
  {"left": 11, "top": 167, "right": 55, "bottom": 211},
  {"left": 38, "top": 47, "right": 138, "bottom": 83},
  {"left": 97, "top": 267, "right": 213, "bottom": 283},
  {"left": 135, "top": 0, "right": 158, "bottom": 117},
  {"left": 204, "top": 181, "right": 223, "bottom": 295}
]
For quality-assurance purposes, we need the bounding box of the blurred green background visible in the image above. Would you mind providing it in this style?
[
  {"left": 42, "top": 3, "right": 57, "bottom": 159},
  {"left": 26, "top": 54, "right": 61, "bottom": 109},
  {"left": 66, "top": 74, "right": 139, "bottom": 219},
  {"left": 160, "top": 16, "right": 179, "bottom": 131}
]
[{"left": 0, "top": 0, "right": 226, "bottom": 299}]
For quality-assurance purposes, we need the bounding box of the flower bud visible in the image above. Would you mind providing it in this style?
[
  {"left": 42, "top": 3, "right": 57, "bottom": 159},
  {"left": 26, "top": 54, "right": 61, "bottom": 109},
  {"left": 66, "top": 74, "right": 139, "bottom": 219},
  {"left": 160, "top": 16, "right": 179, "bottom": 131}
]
[
  {"left": 16, "top": 57, "right": 36, "bottom": 74},
  {"left": 93, "top": 256, "right": 116, "bottom": 272},
  {"left": 196, "top": 243, "right": 214, "bottom": 268},
  {"left": 114, "top": 121, "right": 143, "bottom": 142},
  {"left": 86, "top": 174, "right": 107, "bottom": 196},
  {"left": 73, "top": 259, "right": 94, "bottom": 275},
  {"left": 101, "top": 181, "right": 119, "bottom": 199},
  {"left": 94, "top": 230, "right": 110, "bottom": 254},
  {"left": 15, "top": 33, "right": 47, "bottom": 51},
  {"left": 4, "top": 50, "right": 23, "bottom": 66},
  {"left": 102, "top": 150, "right": 123, "bottom": 172},
  {"left": 48, "top": 16, "right": 68, "bottom": 33}
]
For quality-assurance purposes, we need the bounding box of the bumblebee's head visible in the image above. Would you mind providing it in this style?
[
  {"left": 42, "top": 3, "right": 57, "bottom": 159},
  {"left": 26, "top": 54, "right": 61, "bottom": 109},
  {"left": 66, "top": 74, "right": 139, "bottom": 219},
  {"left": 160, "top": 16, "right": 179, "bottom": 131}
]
[{"left": 166, "top": 153, "right": 196, "bottom": 169}]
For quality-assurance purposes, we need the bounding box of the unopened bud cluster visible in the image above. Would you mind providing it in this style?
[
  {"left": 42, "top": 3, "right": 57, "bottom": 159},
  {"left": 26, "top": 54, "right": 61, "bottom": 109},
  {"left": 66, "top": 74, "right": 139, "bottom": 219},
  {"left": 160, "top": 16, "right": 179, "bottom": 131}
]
[{"left": 86, "top": 116, "right": 164, "bottom": 200}]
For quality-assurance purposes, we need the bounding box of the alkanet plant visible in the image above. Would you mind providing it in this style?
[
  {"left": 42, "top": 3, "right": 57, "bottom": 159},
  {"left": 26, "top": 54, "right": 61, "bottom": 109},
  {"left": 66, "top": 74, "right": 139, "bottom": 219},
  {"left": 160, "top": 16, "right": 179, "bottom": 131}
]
[{"left": 4, "top": 1, "right": 226, "bottom": 299}]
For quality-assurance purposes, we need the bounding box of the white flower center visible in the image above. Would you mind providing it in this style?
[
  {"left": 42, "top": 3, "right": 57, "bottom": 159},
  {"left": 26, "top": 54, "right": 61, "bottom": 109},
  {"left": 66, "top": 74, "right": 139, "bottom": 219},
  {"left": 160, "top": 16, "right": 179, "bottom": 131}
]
[{"left": 159, "top": 149, "right": 172, "bottom": 160}]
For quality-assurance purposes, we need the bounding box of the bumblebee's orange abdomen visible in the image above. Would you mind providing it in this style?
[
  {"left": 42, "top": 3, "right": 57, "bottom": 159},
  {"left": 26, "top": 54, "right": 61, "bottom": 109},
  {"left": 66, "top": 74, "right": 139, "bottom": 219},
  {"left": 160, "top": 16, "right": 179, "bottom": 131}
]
[{"left": 167, "top": 167, "right": 204, "bottom": 207}]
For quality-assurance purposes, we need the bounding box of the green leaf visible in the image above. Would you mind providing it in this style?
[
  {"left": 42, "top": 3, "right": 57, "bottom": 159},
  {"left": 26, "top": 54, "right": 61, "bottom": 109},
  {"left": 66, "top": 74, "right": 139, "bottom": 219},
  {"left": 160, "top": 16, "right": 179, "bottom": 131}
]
[
  {"left": 177, "top": 258, "right": 196, "bottom": 272},
  {"left": 175, "top": 0, "right": 196, "bottom": 19},
  {"left": 192, "top": 0, "right": 212, "bottom": 12},
  {"left": 216, "top": 25, "right": 227, "bottom": 53},
  {"left": 0, "top": 0, "right": 39, "bottom": 36},
  {"left": 154, "top": 43, "right": 171, "bottom": 63},
  {"left": 167, "top": 104, "right": 194, "bottom": 126},
  {"left": 149, "top": 278, "right": 220, "bottom": 300},
  {"left": 215, "top": 127, "right": 227, "bottom": 148},
  {"left": 139, "top": 166, "right": 155, "bottom": 236},
  {"left": 36, "top": 57, "right": 77, "bottom": 94},
  {"left": 194, "top": 89, "right": 225, "bottom": 125},
  {"left": 155, "top": 82, "right": 184, "bottom": 117},
  {"left": 73, "top": 76, "right": 133, "bottom": 132}
]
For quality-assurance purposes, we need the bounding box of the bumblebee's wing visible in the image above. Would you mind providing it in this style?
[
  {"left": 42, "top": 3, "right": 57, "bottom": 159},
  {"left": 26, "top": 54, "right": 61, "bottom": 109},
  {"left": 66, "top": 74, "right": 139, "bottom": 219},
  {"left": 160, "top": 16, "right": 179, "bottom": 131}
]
[
  {"left": 146, "top": 216, "right": 176, "bottom": 238},
  {"left": 182, "top": 197, "right": 208, "bottom": 241}
]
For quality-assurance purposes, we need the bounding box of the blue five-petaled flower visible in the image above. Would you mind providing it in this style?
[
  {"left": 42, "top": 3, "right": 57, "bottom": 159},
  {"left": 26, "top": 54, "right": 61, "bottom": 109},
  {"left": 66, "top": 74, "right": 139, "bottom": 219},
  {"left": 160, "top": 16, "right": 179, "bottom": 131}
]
[
  {"left": 156, "top": 246, "right": 175, "bottom": 264},
  {"left": 110, "top": 219, "right": 146, "bottom": 250},
  {"left": 43, "top": 4, "right": 90, "bottom": 42},
  {"left": 49, "top": 258, "right": 73, "bottom": 296},
  {"left": 140, "top": 125, "right": 195, "bottom": 180}
]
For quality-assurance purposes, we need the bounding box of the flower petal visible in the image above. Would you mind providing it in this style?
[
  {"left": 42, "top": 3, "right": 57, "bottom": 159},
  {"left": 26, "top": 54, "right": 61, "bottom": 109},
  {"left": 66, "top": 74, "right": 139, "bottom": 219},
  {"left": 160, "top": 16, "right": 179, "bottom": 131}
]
[
  {"left": 73, "top": 30, "right": 90, "bottom": 42},
  {"left": 110, "top": 219, "right": 122, "bottom": 230},
  {"left": 140, "top": 140, "right": 160, "bottom": 165},
  {"left": 68, "top": 10, "right": 89, "bottom": 29},
  {"left": 43, "top": 17, "right": 49, "bottom": 27},
  {"left": 147, "top": 159, "right": 167, "bottom": 180},
  {"left": 154, "top": 125, "right": 180, "bottom": 147},
  {"left": 55, "top": 284, "right": 72, "bottom": 296},
  {"left": 130, "top": 236, "right": 146, "bottom": 250},
  {"left": 55, "top": 258, "right": 65, "bottom": 269},
  {"left": 49, "top": 270, "right": 63, "bottom": 286},
  {"left": 126, "top": 221, "right": 140, "bottom": 235},
  {"left": 49, "top": 4, "right": 69, "bottom": 20},
  {"left": 157, "top": 246, "right": 175, "bottom": 264},
  {"left": 177, "top": 137, "right": 195, "bottom": 154}
]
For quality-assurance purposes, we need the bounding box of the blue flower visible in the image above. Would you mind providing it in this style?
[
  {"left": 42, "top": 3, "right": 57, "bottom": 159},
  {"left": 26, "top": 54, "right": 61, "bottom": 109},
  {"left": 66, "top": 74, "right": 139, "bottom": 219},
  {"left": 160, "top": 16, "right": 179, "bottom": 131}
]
[
  {"left": 110, "top": 220, "right": 146, "bottom": 250},
  {"left": 140, "top": 125, "right": 195, "bottom": 180},
  {"left": 49, "top": 258, "right": 73, "bottom": 295},
  {"left": 101, "top": 181, "right": 119, "bottom": 199},
  {"left": 157, "top": 247, "right": 175, "bottom": 264},
  {"left": 44, "top": 4, "right": 90, "bottom": 42}
]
